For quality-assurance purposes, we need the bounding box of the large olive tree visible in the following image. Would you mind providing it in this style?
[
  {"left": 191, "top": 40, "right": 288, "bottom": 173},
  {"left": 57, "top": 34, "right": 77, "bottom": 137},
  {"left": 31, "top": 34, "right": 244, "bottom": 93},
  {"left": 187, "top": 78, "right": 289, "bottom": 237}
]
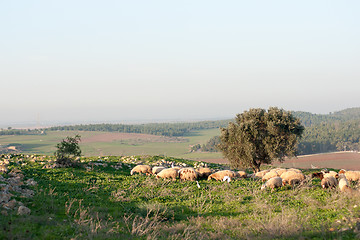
[{"left": 218, "top": 107, "right": 304, "bottom": 172}]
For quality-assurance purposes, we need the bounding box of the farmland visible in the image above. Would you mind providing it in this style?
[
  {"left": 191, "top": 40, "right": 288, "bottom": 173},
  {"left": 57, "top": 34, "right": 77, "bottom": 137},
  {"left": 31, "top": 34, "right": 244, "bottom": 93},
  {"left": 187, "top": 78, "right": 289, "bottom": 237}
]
[
  {"left": 1, "top": 154, "right": 360, "bottom": 239},
  {"left": 0, "top": 129, "right": 223, "bottom": 160}
]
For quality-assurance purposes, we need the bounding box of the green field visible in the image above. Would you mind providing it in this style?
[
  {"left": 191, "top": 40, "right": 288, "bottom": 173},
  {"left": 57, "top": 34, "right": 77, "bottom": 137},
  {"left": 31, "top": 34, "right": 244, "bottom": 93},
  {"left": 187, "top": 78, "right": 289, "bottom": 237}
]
[
  {"left": 1, "top": 155, "right": 360, "bottom": 239},
  {"left": 0, "top": 129, "right": 223, "bottom": 160}
]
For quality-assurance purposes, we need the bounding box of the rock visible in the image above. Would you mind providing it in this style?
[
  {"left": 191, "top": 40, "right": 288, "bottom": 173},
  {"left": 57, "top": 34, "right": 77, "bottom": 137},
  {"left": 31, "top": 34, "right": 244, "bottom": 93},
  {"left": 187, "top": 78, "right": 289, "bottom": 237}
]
[
  {"left": 0, "top": 192, "right": 11, "bottom": 204},
  {"left": 3, "top": 199, "right": 17, "bottom": 210},
  {"left": 1, "top": 209, "right": 8, "bottom": 216},
  {"left": 20, "top": 189, "right": 35, "bottom": 198},
  {"left": 17, "top": 206, "right": 31, "bottom": 215},
  {"left": 8, "top": 178, "right": 23, "bottom": 187},
  {"left": 8, "top": 169, "right": 24, "bottom": 179},
  {"left": 25, "top": 179, "right": 37, "bottom": 186}
]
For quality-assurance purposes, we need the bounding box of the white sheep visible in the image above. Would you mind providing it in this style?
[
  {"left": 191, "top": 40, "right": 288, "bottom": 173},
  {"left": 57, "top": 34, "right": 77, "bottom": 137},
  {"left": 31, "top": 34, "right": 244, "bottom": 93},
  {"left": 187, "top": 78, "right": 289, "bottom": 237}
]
[
  {"left": 321, "top": 175, "right": 337, "bottom": 189},
  {"left": 236, "top": 171, "right": 248, "bottom": 178},
  {"left": 273, "top": 168, "right": 287, "bottom": 176},
  {"left": 156, "top": 168, "right": 179, "bottom": 180},
  {"left": 254, "top": 169, "right": 270, "bottom": 179},
  {"left": 280, "top": 171, "right": 305, "bottom": 186},
  {"left": 179, "top": 167, "right": 198, "bottom": 181},
  {"left": 208, "top": 170, "right": 237, "bottom": 181},
  {"left": 287, "top": 168, "right": 302, "bottom": 173},
  {"left": 338, "top": 174, "right": 353, "bottom": 193},
  {"left": 152, "top": 166, "right": 166, "bottom": 175},
  {"left": 262, "top": 170, "right": 280, "bottom": 182},
  {"left": 130, "top": 165, "right": 152, "bottom": 175},
  {"left": 261, "top": 177, "right": 283, "bottom": 190},
  {"left": 323, "top": 171, "right": 339, "bottom": 179},
  {"left": 338, "top": 169, "right": 360, "bottom": 182}
]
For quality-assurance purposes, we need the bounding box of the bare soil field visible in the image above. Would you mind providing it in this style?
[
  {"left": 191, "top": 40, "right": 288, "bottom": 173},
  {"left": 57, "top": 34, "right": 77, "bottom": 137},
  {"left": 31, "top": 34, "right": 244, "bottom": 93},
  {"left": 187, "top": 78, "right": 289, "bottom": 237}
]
[
  {"left": 81, "top": 132, "right": 185, "bottom": 143},
  {"left": 197, "top": 151, "right": 360, "bottom": 170}
]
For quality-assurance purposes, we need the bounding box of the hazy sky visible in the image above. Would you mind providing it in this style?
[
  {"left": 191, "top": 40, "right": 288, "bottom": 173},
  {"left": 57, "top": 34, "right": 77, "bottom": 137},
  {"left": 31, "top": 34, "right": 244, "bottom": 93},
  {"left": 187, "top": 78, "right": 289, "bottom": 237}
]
[{"left": 1, "top": 1, "right": 359, "bottom": 126}]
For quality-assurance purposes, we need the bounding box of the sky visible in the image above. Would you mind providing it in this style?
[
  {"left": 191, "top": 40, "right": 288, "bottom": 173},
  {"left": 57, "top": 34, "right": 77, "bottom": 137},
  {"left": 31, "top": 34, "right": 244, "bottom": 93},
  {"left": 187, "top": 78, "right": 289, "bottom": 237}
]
[{"left": 1, "top": 1, "right": 360, "bottom": 127}]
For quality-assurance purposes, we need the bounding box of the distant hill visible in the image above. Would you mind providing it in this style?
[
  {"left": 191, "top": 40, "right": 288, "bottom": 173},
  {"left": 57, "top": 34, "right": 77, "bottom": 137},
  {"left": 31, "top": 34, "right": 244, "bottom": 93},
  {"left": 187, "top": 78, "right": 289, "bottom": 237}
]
[{"left": 292, "top": 107, "right": 360, "bottom": 127}]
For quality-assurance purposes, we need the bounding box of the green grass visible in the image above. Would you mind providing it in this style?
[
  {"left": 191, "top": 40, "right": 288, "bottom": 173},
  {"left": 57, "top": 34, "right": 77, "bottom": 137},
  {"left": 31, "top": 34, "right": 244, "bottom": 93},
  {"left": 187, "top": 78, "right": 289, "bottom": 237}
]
[
  {"left": 0, "top": 129, "right": 222, "bottom": 159},
  {"left": 1, "top": 154, "right": 360, "bottom": 239}
]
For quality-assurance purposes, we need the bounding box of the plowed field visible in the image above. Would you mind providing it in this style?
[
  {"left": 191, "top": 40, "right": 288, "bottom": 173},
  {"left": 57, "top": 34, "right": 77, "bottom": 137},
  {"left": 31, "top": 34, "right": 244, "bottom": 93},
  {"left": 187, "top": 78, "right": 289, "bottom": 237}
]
[{"left": 198, "top": 151, "right": 360, "bottom": 170}]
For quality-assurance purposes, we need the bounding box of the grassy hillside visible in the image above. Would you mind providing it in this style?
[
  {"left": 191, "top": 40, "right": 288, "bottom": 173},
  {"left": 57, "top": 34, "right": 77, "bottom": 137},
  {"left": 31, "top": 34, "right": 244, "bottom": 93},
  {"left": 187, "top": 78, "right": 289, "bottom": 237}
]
[{"left": 1, "top": 154, "right": 360, "bottom": 239}]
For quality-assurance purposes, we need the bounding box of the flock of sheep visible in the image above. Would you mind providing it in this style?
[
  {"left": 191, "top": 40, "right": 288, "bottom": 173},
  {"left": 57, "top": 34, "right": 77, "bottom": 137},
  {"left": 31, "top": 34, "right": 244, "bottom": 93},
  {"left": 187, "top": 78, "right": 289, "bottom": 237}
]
[{"left": 130, "top": 164, "right": 360, "bottom": 192}]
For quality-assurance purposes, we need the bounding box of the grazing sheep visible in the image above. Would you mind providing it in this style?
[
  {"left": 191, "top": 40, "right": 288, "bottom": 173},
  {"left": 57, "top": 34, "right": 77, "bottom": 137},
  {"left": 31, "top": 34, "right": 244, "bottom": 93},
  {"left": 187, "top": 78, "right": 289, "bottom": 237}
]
[
  {"left": 261, "top": 177, "right": 283, "bottom": 190},
  {"left": 254, "top": 170, "right": 270, "bottom": 179},
  {"left": 236, "top": 171, "right": 248, "bottom": 178},
  {"left": 156, "top": 168, "right": 179, "bottom": 180},
  {"left": 321, "top": 175, "right": 338, "bottom": 189},
  {"left": 262, "top": 171, "right": 280, "bottom": 182},
  {"left": 281, "top": 171, "right": 305, "bottom": 186},
  {"left": 130, "top": 165, "right": 152, "bottom": 175},
  {"left": 196, "top": 167, "right": 213, "bottom": 179},
  {"left": 338, "top": 169, "right": 360, "bottom": 182},
  {"left": 287, "top": 168, "right": 302, "bottom": 173},
  {"left": 208, "top": 170, "right": 237, "bottom": 181},
  {"left": 273, "top": 168, "right": 287, "bottom": 176},
  {"left": 179, "top": 167, "right": 198, "bottom": 181},
  {"left": 171, "top": 166, "right": 182, "bottom": 171},
  {"left": 152, "top": 166, "right": 166, "bottom": 175},
  {"left": 323, "top": 171, "right": 339, "bottom": 179},
  {"left": 338, "top": 174, "right": 353, "bottom": 193}
]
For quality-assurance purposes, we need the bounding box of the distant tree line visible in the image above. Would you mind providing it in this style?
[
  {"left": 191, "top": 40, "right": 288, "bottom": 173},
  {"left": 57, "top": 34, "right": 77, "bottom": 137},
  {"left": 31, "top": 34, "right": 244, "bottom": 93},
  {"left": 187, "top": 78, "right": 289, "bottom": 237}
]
[
  {"left": 47, "top": 120, "right": 231, "bottom": 137},
  {"left": 0, "top": 128, "right": 44, "bottom": 136}
]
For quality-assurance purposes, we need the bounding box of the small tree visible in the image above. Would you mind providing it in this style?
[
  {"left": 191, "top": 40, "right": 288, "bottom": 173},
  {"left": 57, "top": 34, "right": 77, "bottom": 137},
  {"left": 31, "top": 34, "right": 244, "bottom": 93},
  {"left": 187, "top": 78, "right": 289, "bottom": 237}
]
[
  {"left": 218, "top": 107, "right": 304, "bottom": 172},
  {"left": 54, "top": 135, "right": 82, "bottom": 167}
]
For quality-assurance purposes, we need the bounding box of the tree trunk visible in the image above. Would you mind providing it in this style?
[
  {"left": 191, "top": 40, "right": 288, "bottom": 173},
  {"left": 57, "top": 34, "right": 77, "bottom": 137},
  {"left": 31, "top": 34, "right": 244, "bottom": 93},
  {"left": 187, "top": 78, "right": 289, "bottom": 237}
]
[{"left": 252, "top": 160, "right": 261, "bottom": 173}]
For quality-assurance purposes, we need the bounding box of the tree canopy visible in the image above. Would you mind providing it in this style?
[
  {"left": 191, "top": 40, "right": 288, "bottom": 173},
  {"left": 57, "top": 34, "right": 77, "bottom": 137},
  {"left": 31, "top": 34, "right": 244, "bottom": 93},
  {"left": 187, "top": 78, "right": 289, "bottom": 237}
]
[
  {"left": 218, "top": 107, "right": 304, "bottom": 172},
  {"left": 54, "top": 135, "right": 82, "bottom": 165}
]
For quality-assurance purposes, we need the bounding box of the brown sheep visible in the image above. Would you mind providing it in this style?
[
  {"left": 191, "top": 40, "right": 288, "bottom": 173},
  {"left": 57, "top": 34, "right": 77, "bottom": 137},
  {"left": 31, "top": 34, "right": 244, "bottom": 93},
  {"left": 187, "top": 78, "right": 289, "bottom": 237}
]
[
  {"left": 156, "top": 168, "right": 179, "bottom": 180},
  {"left": 196, "top": 167, "right": 213, "bottom": 179},
  {"left": 208, "top": 170, "right": 237, "bottom": 181},
  {"left": 179, "top": 167, "right": 198, "bottom": 181},
  {"left": 311, "top": 172, "right": 324, "bottom": 179},
  {"left": 130, "top": 165, "right": 152, "bottom": 175},
  {"left": 281, "top": 171, "right": 305, "bottom": 186}
]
